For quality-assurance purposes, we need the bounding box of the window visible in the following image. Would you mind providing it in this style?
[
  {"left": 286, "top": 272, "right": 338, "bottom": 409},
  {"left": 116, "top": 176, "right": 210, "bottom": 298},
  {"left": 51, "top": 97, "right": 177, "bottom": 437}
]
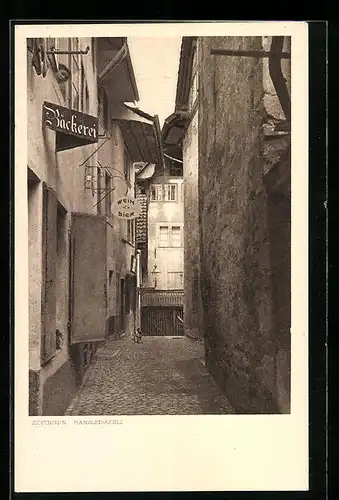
[
  {"left": 105, "top": 172, "right": 112, "bottom": 214},
  {"left": 164, "top": 184, "right": 177, "bottom": 202},
  {"left": 171, "top": 226, "right": 182, "bottom": 247},
  {"left": 159, "top": 226, "right": 170, "bottom": 247},
  {"left": 150, "top": 184, "right": 163, "bottom": 201},
  {"left": 150, "top": 183, "right": 178, "bottom": 202},
  {"left": 158, "top": 225, "right": 183, "bottom": 248},
  {"left": 127, "top": 219, "right": 135, "bottom": 245},
  {"left": 169, "top": 160, "right": 183, "bottom": 177}
]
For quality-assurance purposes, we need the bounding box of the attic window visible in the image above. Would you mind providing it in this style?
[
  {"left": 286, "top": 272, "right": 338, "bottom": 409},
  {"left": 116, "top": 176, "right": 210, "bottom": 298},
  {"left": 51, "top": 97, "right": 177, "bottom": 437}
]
[{"left": 169, "top": 161, "right": 183, "bottom": 177}]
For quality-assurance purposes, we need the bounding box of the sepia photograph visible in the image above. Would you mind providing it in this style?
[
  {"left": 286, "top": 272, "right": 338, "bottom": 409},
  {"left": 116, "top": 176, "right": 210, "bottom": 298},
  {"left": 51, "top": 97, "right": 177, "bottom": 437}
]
[
  {"left": 26, "top": 33, "right": 292, "bottom": 417},
  {"left": 14, "top": 21, "right": 309, "bottom": 492}
]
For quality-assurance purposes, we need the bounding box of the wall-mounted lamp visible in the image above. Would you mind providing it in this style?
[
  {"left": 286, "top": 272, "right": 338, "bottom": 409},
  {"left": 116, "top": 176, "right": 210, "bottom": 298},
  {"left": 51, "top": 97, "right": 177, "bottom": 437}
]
[{"left": 151, "top": 264, "right": 158, "bottom": 289}]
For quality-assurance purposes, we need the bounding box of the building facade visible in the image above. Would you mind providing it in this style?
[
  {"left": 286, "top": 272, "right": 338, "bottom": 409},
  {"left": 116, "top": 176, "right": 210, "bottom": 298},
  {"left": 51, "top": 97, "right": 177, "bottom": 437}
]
[
  {"left": 162, "top": 37, "right": 203, "bottom": 341},
  {"left": 163, "top": 36, "right": 291, "bottom": 413},
  {"left": 27, "top": 36, "right": 162, "bottom": 416},
  {"left": 135, "top": 157, "right": 185, "bottom": 336},
  {"left": 135, "top": 158, "right": 184, "bottom": 291},
  {"left": 147, "top": 162, "right": 184, "bottom": 291}
]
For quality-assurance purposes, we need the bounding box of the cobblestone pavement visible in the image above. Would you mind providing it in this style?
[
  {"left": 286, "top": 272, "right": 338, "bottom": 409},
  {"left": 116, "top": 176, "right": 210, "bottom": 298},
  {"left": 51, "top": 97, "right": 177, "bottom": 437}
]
[{"left": 65, "top": 336, "right": 233, "bottom": 415}]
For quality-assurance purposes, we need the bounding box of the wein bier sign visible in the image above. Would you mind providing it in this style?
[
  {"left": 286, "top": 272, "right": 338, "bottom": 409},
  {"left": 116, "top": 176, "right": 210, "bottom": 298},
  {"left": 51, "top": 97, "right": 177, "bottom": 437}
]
[
  {"left": 111, "top": 197, "right": 142, "bottom": 219},
  {"left": 42, "top": 101, "right": 99, "bottom": 152}
]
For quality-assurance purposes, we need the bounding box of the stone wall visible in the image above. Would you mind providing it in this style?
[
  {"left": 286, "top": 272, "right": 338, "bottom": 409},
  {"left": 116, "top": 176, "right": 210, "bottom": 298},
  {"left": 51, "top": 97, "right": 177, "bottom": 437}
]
[
  {"left": 198, "top": 36, "right": 279, "bottom": 413},
  {"left": 183, "top": 108, "right": 204, "bottom": 340}
]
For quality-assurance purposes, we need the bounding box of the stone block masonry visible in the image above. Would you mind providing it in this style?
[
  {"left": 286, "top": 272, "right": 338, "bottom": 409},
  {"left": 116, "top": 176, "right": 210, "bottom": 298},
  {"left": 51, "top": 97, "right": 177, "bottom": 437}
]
[
  {"left": 198, "top": 36, "right": 280, "bottom": 413},
  {"left": 183, "top": 109, "right": 204, "bottom": 340}
]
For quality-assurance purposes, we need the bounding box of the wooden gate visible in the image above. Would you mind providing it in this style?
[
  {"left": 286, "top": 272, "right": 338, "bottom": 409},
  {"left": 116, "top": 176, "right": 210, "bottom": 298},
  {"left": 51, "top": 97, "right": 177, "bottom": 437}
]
[{"left": 141, "top": 307, "right": 184, "bottom": 336}]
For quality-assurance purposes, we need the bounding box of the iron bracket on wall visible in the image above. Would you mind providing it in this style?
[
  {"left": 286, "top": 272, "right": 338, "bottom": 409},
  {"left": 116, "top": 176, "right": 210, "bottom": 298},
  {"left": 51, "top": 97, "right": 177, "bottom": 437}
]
[
  {"left": 83, "top": 159, "right": 132, "bottom": 207},
  {"left": 211, "top": 37, "right": 291, "bottom": 124},
  {"left": 46, "top": 46, "right": 91, "bottom": 55},
  {"left": 210, "top": 48, "right": 291, "bottom": 59}
]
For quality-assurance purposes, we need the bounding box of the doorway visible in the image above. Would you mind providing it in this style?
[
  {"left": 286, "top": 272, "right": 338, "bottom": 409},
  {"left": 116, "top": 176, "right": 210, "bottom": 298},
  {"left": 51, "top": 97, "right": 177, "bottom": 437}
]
[{"left": 141, "top": 306, "right": 184, "bottom": 336}]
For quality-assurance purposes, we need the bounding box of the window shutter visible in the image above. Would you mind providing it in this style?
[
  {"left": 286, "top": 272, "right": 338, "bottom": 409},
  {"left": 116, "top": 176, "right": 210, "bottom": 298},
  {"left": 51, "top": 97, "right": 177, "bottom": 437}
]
[
  {"left": 41, "top": 183, "right": 57, "bottom": 364},
  {"left": 70, "top": 213, "right": 107, "bottom": 343}
]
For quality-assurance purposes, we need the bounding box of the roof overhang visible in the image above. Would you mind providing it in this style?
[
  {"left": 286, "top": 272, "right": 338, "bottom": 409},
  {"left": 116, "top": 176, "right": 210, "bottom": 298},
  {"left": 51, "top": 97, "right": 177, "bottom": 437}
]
[
  {"left": 97, "top": 37, "right": 139, "bottom": 103},
  {"left": 135, "top": 162, "right": 156, "bottom": 180},
  {"left": 175, "top": 37, "right": 197, "bottom": 111},
  {"left": 111, "top": 104, "right": 165, "bottom": 172},
  {"left": 161, "top": 111, "right": 190, "bottom": 159},
  {"left": 161, "top": 38, "right": 197, "bottom": 156}
]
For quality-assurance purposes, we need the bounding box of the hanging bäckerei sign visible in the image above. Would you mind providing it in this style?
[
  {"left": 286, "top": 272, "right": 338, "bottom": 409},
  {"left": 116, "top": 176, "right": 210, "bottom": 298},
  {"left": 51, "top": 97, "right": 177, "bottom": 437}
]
[
  {"left": 42, "top": 101, "right": 99, "bottom": 152},
  {"left": 111, "top": 197, "right": 142, "bottom": 219}
]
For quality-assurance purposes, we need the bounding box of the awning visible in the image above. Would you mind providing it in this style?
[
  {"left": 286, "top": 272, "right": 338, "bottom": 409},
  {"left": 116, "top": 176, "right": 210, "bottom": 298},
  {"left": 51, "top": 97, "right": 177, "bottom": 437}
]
[
  {"left": 112, "top": 103, "right": 165, "bottom": 172},
  {"left": 97, "top": 38, "right": 139, "bottom": 104}
]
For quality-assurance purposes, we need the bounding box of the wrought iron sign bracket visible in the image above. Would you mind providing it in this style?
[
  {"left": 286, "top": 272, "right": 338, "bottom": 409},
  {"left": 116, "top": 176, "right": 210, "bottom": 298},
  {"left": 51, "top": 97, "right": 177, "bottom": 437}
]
[
  {"left": 92, "top": 173, "right": 131, "bottom": 208},
  {"left": 211, "top": 37, "right": 291, "bottom": 124},
  {"left": 84, "top": 161, "right": 131, "bottom": 203},
  {"left": 46, "top": 46, "right": 91, "bottom": 55},
  {"left": 210, "top": 48, "right": 291, "bottom": 59}
]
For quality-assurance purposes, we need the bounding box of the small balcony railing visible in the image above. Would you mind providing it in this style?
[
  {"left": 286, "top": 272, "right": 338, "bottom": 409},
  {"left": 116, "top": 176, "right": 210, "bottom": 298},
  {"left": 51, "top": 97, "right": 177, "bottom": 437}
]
[{"left": 140, "top": 288, "right": 184, "bottom": 307}]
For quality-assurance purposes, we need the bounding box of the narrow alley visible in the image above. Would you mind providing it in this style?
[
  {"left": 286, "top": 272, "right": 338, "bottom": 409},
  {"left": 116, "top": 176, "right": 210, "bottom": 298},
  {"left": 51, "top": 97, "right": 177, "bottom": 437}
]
[
  {"left": 20, "top": 24, "right": 309, "bottom": 494},
  {"left": 27, "top": 34, "right": 293, "bottom": 418},
  {"left": 65, "top": 336, "right": 233, "bottom": 416}
]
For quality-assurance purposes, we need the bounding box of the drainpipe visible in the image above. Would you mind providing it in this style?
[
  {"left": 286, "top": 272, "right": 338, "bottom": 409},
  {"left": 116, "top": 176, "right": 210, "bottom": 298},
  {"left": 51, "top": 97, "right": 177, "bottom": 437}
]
[
  {"left": 135, "top": 249, "right": 141, "bottom": 330},
  {"left": 268, "top": 36, "right": 291, "bottom": 123}
]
